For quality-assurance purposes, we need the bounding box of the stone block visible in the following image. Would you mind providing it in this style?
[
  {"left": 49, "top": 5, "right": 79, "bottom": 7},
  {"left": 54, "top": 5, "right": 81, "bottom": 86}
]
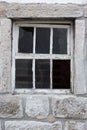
[
  {"left": 0, "top": 121, "right": 1, "bottom": 130},
  {"left": 52, "top": 95, "right": 87, "bottom": 119},
  {"left": 74, "top": 19, "right": 86, "bottom": 94},
  {"left": 0, "top": 18, "right": 11, "bottom": 93},
  {"left": 0, "top": 3, "right": 6, "bottom": 17},
  {"left": 0, "top": 95, "right": 23, "bottom": 118},
  {"left": 25, "top": 95, "right": 49, "bottom": 119},
  {"left": 5, "top": 121, "right": 62, "bottom": 130},
  {"left": 6, "top": 3, "right": 83, "bottom": 18},
  {"left": 84, "top": 5, "right": 87, "bottom": 17},
  {"left": 65, "top": 121, "right": 87, "bottom": 130}
]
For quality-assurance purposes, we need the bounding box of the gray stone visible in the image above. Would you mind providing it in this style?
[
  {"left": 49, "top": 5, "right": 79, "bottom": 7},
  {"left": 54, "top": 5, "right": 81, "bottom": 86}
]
[
  {"left": 85, "top": 18, "right": 87, "bottom": 35},
  {"left": 85, "top": 19, "right": 87, "bottom": 91},
  {"left": 52, "top": 122, "right": 62, "bottom": 130},
  {"left": 74, "top": 19, "right": 87, "bottom": 94},
  {"left": 0, "top": 121, "right": 1, "bottom": 130},
  {"left": 5, "top": 121, "right": 62, "bottom": 130},
  {"left": 0, "top": 95, "right": 23, "bottom": 118},
  {"left": 65, "top": 121, "right": 87, "bottom": 130},
  {"left": 25, "top": 95, "right": 49, "bottom": 119},
  {"left": 6, "top": 3, "right": 83, "bottom": 18},
  {"left": 0, "top": 3, "right": 6, "bottom": 17},
  {"left": 52, "top": 95, "right": 87, "bottom": 119},
  {"left": 84, "top": 5, "right": 87, "bottom": 17},
  {"left": 0, "top": 18, "right": 11, "bottom": 93}
]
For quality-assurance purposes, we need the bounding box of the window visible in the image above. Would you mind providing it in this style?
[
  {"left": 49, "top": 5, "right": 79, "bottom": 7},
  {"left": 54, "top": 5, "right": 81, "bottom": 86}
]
[{"left": 12, "top": 21, "right": 73, "bottom": 92}]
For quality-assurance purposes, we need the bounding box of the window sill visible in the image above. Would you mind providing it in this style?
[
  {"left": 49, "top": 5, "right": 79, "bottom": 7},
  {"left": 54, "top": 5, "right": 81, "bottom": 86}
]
[{"left": 13, "top": 89, "right": 71, "bottom": 95}]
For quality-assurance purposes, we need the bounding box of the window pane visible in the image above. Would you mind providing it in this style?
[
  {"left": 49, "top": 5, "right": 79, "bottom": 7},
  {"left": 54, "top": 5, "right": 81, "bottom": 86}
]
[
  {"left": 53, "top": 28, "right": 67, "bottom": 54},
  {"left": 18, "top": 27, "right": 33, "bottom": 53},
  {"left": 16, "top": 59, "right": 33, "bottom": 88},
  {"left": 35, "top": 60, "right": 50, "bottom": 88},
  {"left": 53, "top": 60, "right": 70, "bottom": 89},
  {"left": 36, "top": 28, "right": 50, "bottom": 53}
]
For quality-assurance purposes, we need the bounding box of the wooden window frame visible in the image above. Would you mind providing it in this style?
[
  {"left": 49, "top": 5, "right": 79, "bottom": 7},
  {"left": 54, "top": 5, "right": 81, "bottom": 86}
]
[{"left": 12, "top": 21, "right": 73, "bottom": 94}]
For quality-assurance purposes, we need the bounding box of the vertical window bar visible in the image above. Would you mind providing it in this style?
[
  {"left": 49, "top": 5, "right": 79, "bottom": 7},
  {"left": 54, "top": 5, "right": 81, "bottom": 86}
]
[
  {"left": 70, "top": 25, "right": 73, "bottom": 92},
  {"left": 12, "top": 24, "right": 18, "bottom": 92},
  {"left": 33, "top": 27, "right": 36, "bottom": 89},
  {"left": 50, "top": 28, "right": 53, "bottom": 89},
  {"left": 16, "top": 25, "right": 19, "bottom": 53},
  {"left": 67, "top": 27, "right": 70, "bottom": 55}
]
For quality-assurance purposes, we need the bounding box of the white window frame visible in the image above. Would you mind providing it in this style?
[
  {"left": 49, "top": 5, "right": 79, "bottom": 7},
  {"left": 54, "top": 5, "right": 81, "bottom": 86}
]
[{"left": 12, "top": 21, "right": 73, "bottom": 94}]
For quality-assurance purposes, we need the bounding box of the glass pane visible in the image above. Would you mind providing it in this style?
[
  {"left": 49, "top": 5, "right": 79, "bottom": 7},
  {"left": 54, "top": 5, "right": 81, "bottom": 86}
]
[
  {"left": 16, "top": 59, "right": 33, "bottom": 88},
  {"left": 35, "top": 60, "right": 50, "bottom": 88},
  {"left": 53, "top": 28, "right": 67, "bottom": 54},
  {"left": 36, "top": 28, "right": 50, "bottom": 53},
  {"left": 53, "top": 60, "right": 70, "bottom": 89},
  {"left": 18, "top": 27, "right": 33, "bottom": 53}
]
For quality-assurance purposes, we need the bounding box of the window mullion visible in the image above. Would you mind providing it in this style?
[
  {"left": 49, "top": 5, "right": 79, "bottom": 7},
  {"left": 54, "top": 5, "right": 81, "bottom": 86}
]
[
  {"left": 67, "top": 27, "right": 70, "bottom": 55},
  {"left": 33, "top": 27, "right": 36, "bottom": 89},
  {"left": 50, "top": 28, "right": 53, "bottom": 89}
]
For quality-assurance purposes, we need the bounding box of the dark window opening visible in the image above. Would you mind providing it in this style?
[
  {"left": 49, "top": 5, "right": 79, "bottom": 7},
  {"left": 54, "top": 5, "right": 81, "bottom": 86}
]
[
  {"left": 16, "top": 59, "right": 33, "bottom": 88},
  {"left": 18, "top": 27, "right": 33, "bottom": 53},
  {"left": 53, "top": 60, "right": 70, "bottom": 89},
  {"left": 36, "top": 28, "right": 50, "bottom": 54},
  {"left": 53, "top": 28, "right": 67, "bottom": 54},
  {"left": 35, "top": 60, "right": 50, "bottom": 89}
]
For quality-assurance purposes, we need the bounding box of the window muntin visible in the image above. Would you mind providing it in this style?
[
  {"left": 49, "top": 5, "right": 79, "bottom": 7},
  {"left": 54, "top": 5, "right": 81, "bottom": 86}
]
[{"left": 13, "top": 23, "right": 73, "bottom": 91}]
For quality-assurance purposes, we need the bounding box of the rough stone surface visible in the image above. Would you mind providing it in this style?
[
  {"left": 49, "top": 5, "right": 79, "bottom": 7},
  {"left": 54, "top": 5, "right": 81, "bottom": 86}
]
[
  {"left": 0, "top": 0, "right": 87, "bottom": 4},
  {"left": 5, "top": 121, "right": 62, "bottom": 130},
  {"left": 0, "top": 18, "right": 11, "bottom": 93},
  {"left": 52, "top": 95, "right": 87, "bottom": 119},
  {"left": 6, "top": 3, "right": 83, "bottom": 18},
  {"left": 74, "top": 19, "right": 86, "bottom": 94},
  {"left": 0, "top": 95, "right": 23, "bottom": 118},
  {"left": 85, "top": 19, "right": 87, "bottom": 90},
  {"left": 0, "top": 121, "right": 1, "bottom": 130},
  {"left": 64, "top": 121, "right": 87, "bottom": 130},
  {"left": 0, "top": 3, "right": 6, "bottom": 17},
  {"left": 84, "top": 5, "right": 87, "bottom": 17},
  {"left": 25, "top": 95, "right": 49, "bottom": 119}
]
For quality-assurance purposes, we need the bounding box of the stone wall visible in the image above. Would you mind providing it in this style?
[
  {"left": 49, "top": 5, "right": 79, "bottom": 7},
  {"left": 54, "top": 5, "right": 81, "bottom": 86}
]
[
  {"left": 0, "top": 2, "right": 87, "bottom": 130},
  {"left": 0, "top": 95, "right": 87, "bottom": 129},
  {"left": 0, "top": 0, "right": 86, "bottom": 4}
]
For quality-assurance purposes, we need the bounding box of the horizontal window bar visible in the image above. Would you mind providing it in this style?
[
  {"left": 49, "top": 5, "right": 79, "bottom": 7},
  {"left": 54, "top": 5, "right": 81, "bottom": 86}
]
[{"left": 15, "top": 54, "right": 71, "bottom": 59}]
